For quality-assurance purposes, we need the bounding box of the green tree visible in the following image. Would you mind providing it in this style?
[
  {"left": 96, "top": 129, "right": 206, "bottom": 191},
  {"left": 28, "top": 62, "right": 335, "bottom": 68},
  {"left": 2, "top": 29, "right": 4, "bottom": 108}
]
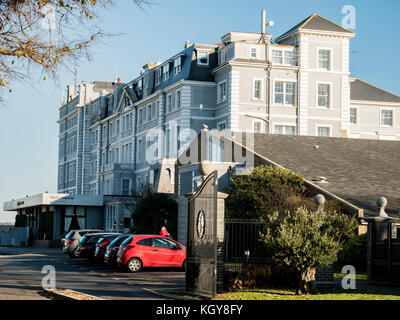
[
  {"left": 225, "top": 165, "right": 307, "bottom": 218},
  {"left": 260, "top": 207, "right": 358, "bottom": 295},
  {"left": 126, "top": 187, "right": 178, "bottom": 237}
]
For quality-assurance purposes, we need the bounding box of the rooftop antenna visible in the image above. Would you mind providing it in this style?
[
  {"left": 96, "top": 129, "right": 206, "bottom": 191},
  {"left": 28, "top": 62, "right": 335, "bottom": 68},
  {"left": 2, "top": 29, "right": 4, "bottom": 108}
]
[{"left": 261, "top": 9, "right": 274, "bottom": 40}]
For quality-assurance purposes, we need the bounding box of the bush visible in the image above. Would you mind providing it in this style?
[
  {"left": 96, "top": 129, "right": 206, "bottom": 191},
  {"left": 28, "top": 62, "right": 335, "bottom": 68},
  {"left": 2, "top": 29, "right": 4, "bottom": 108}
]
[
  {"left": 126, "top": 187, "right": 178, "bottom": 237},
  {"left": 225, "top": 165, "right": 307, "bottom": 218},
  {"left": 260, "top": 207, "right": 358, "bottom": 294},
  {"left": 335, "top": 234, "right": 368, "bottom": 272},
  {"left": 225, "top": 165, "right": 344, "bottom": 219}
]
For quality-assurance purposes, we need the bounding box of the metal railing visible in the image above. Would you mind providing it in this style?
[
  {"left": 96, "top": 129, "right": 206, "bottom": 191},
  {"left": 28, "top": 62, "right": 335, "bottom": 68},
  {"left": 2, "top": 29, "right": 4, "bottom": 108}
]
[{"left": 224, "top": 218, "right": 270, "bottom": 268}]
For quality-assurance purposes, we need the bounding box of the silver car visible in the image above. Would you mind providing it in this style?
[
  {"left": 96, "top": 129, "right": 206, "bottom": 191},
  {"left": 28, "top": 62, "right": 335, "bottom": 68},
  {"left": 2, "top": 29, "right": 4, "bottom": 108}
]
[{"left": 63, "top": 229, "right": 103, "bottom": 257}]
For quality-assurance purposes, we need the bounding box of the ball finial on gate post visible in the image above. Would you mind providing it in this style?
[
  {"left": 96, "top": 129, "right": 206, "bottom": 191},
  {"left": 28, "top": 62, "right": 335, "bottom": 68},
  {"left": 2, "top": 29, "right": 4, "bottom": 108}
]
[
  {"left": 314, "top": 194, "right": 326, "bottom": 212},
  {"left": 376, "top": 196, "right": 389, "bottom": 217}
]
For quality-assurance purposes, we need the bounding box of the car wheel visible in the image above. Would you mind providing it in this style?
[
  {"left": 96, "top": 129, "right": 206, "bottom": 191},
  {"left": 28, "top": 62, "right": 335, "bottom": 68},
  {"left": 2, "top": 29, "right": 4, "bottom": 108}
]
[
  {"left": 181, "top": 260, "right": 186, "bottom": 271},
  {"left": 68, "top": 248, "right": 77, "bottom": 258},
  {"left": 127, "top": 258, "right": 142, "bottom": 273}
]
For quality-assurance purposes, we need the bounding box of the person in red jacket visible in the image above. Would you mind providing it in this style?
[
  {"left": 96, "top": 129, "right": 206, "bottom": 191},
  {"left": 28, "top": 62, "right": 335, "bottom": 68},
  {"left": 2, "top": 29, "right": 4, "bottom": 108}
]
[{"left": 160, "top": 226, "right": 171, "bottom": 239}]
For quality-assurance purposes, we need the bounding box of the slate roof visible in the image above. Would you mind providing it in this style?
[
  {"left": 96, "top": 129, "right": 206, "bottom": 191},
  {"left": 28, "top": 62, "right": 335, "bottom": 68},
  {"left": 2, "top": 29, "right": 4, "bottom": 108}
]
[
  {"left": 350, "top": 78, "right": 400, "bottom": 103},
  {"left": 230, "top": 133, "right": 400, "bottom": 217},
  {"left": 276, "top": 14, "right": 353, "bottom": 43}
]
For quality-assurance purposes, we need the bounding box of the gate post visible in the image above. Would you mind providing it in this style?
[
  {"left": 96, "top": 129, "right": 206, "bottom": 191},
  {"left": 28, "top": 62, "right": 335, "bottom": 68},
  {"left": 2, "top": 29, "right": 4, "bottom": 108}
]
[
  {"left": 363, "top": 197, "right": 399, "bottom": 284},
  {"left": 216, "top": 191, "right": 228, "bottom": 294}
]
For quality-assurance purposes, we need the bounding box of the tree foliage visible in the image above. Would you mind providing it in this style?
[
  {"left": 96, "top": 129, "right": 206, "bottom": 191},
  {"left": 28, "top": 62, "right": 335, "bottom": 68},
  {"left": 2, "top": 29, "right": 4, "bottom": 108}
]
[
  {"left": 125, "top": 187, "right": 178, "bottom": 237},
  {"left": 225, "top": 165, "right": 307, "bottom": 218},
  {"left": 0, "top": 0, "right": 146, "bottom": 97},
  {"left": 260, "top": 207, "right": 359, "bottom": 295}
]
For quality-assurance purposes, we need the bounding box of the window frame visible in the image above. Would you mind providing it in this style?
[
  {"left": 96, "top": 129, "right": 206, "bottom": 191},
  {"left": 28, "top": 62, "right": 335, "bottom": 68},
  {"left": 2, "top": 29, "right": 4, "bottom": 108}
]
[
  {"left": 197, "top": 49, "right": 210, "bottom": 66},
  {"left": 316, "top": 82, "right": 332, "bottom": 109},
  {"left": 121, "top": 178, "right": 131, "bottom": 196},
  {"left": 316, "top": 125, "right": 332, "bottom": 137},
  {"left": 250, "top": 46, "right": 258, "bottom": 59},
  {"left": 317, "top": 48, "right": 332, "bottom": 71},
  {"left": 273, "top": 80, "right": 297, "bottom": 106},
  {"left": 350, "top": 107, "right": 358, "bottom": 125},
  {"left": 274, "top": 124, "right": 296, "bottom": 136},
  {"left": 217, "top": 80, "right": 227, "bottom": 104},
  {"left": 173, "top": 56, "right": 182, "bottom": 75},
  {"left": 380, "top": 108, "right": 394, "bottom": 127}
]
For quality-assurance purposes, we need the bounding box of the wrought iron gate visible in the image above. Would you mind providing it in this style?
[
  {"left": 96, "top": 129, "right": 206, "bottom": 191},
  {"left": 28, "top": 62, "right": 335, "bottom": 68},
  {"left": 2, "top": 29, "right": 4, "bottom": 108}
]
[{"left": 185, "top": 171, "right": 218, "bottom": 298}]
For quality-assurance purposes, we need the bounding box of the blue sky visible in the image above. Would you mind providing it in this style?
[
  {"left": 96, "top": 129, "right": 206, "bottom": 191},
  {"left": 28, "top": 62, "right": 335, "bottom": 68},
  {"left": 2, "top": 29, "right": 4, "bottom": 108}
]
[{"left": 0, "top": 0, "right": 399, "bottom": 222}]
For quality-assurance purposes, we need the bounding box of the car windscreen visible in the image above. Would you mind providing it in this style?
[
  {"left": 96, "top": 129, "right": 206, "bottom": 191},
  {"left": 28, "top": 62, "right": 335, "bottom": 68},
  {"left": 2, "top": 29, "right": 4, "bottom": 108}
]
[
  {"left": 65, "top": 231, "right": 75, "bottom": 240},
  {"left": 121, "top": 236, "right": 133, "bottom": 246},
  {"left": 87, "top": 236, "right": 101, "bottom": 244},
  {"left": 79, "top": 235, "right": 90, "bottom": 244},
  {"left": 107, "top": 235, "right": 128, "bottom": 248}
]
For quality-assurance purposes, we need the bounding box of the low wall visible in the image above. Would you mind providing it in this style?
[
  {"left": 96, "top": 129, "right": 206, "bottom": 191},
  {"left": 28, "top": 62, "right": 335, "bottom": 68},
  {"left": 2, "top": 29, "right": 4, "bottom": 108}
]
[
  {"left": 32, "top": 240, "right": 61, "bottom": 248},
  {"left": 0, "top": 227, "right": 29, "bottom": 247}
]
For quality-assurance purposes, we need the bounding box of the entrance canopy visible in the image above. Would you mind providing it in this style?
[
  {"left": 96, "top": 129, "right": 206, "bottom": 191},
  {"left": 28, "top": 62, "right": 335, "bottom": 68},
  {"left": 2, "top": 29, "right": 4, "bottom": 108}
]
[{"left": 3, "top": 193, "right": 104, "bottom": 212}]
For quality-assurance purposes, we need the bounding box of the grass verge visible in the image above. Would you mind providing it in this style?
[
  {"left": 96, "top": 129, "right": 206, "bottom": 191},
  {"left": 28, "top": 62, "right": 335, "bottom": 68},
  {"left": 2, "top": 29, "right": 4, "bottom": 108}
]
[{"left": 215, "top": 288, "right": 400, "bottom": 300}]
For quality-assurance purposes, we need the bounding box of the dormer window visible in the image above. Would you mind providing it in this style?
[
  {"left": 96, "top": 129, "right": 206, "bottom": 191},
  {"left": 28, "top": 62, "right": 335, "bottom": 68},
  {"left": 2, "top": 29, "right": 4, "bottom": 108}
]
[
  {"left": 155, "top": 68, "right": 162, "bottom": 85},
  {"left": 162, "top": 64, "right": 170, "bottom": 81},
  {"left": 250, "top": 47, "right": 257, "bottom": 59},
  {"left": 138, "top": 78, "right": 143, "bottom": 90},
  {"left": 173, "top": 56, "right": 182, "bottom": 75},
  {"left": 272, "top": 50, "right": 283, "bottom": 64},
  {"left": 220, "top": 49, "right": 227, "bottom": 64},
  {"left": 197, "top": 50, "right": 209, "bottom": 65}
]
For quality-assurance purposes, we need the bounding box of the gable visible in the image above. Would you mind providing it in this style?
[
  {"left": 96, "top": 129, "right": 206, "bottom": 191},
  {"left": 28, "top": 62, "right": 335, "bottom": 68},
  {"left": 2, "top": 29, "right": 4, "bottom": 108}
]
[{"left": 276, "top": 14, "right": 353, "bottom": 43}]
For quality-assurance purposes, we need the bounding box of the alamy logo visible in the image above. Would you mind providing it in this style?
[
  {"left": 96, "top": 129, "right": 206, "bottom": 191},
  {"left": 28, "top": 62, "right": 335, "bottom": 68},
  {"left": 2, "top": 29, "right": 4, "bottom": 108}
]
[
  {"left": 342, "top": 5, "right": 356, "bottom": 30},
  {"left": 41, "top": 265, "right": 56, "bottom": 290},
  {"left": 341, "top": 265, "right": 356, "bottom": 290}
]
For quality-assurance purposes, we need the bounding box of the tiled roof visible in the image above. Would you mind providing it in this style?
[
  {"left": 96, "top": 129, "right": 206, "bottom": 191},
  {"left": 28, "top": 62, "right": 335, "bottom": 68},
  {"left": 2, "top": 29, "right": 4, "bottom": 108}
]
[
  {"left": 276, "top": 14, "right": 353, "bottom": 43},
  {"left": 234, "top": 133, "right": 400, "bottom": 217},
  {"left": 350, "top": 78, "right": 400, "bottom": 103}
]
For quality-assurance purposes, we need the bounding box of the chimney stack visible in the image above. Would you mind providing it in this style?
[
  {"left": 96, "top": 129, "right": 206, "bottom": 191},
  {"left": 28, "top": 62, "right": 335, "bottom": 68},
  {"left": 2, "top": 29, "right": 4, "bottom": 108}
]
[{"left": 67, "top": 84, "right": 76, "bottom": 102}]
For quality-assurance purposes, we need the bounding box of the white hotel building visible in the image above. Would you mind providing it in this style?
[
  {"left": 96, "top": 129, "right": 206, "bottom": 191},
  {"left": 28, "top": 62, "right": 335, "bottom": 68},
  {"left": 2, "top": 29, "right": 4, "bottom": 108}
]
[{"left": 4, "top": 13, "right": 400, "bottom": 241}]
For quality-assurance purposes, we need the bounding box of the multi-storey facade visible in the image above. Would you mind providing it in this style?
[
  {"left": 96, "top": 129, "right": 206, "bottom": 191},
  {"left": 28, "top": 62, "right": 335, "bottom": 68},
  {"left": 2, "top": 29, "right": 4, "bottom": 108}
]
[{"left": 56, "top": 13, "right": 400, "bottom": 232}]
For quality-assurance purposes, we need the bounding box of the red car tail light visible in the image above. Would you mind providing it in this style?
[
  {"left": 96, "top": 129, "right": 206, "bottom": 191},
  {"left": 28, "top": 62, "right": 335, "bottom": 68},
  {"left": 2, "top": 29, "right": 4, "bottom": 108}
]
[
  {"left": 81, "top": 245, "right": 88, "bottom": 250},
  {"left": 67, "top": 239, "right": 75, "bottom": 244},
  {"left": 100, "top": 240, "right": 109, "bottom": 247}
]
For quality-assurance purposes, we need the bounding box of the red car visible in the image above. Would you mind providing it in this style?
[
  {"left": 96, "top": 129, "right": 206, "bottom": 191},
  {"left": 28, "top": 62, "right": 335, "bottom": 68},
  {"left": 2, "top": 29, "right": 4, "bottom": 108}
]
[{"left": 117, "top": 235, "right": 186, "bottom": 272}]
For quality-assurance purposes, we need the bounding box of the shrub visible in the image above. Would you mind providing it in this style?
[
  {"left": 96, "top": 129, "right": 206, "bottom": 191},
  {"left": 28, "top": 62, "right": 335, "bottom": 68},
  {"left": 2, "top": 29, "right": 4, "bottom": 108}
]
[
  {"left": 225, "top": 165, "right": 344, "bottom": 219},
  {"left": 335, "top": 234, "right": 368, "bottom": 272},
  {"left": 260, "top": 207, "right": 358, "bottom": 295},
  {"left": 225, "top": 165, "right": 307, "bottom": 218},
  {"left": 124, "top": 187, "right": 178, "bottom": 237}
]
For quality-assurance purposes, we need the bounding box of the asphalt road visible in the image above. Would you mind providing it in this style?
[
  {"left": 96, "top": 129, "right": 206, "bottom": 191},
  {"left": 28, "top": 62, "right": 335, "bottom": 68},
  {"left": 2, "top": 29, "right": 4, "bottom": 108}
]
[{"left": 0, "top": 247, "right": 185, "bottom": 300}]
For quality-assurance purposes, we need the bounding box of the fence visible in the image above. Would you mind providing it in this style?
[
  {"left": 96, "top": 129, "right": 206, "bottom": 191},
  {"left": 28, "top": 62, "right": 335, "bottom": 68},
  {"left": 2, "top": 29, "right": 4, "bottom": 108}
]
[
  {"left": 0, "top": 227, "right": 29, "bottom": 247},
  {"left": 224, "top": 218, "right": 270, "bottom": 271},
  {"left": 223, "top": 217, "right": 334, "bottom": 288}
]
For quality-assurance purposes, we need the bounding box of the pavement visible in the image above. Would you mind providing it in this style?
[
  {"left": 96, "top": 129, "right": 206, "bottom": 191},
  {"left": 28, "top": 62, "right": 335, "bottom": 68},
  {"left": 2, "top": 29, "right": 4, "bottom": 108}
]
[{"left": 0, "top": 246, "right": 185, "bottom": 300}]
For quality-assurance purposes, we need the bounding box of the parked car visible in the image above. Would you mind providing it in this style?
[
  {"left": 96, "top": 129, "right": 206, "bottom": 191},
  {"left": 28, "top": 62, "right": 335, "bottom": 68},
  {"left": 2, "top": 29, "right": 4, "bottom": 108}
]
[
  {"left": 104, "top": 234, "right": 131, "bottom": 266},
  {"left": 117, "top": 235, "right": 186, "bottom": 273},
  {"left": 75, "top": 232, "right": 120, "bottom": 259},
  {"left": 93, "top": 234, "right": 124, "bottom": 263},
  {"left": 63, "top": 229, "right": 103, "bottom": 257}
]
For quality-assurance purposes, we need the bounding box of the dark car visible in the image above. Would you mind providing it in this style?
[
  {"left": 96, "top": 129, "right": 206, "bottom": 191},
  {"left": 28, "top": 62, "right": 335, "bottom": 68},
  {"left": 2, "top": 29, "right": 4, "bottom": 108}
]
[
  {"left": 75, "top": 232, "right": 120, "bottom": 259},
  {"left": 93, "top": 234, "right": 124, "bottom": 263},
  {"left": 63, "top": 229, "right": 103, "bottom": 257},
  {"left": 104, "top": 234, "right": 131, "bottom": 266}
]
